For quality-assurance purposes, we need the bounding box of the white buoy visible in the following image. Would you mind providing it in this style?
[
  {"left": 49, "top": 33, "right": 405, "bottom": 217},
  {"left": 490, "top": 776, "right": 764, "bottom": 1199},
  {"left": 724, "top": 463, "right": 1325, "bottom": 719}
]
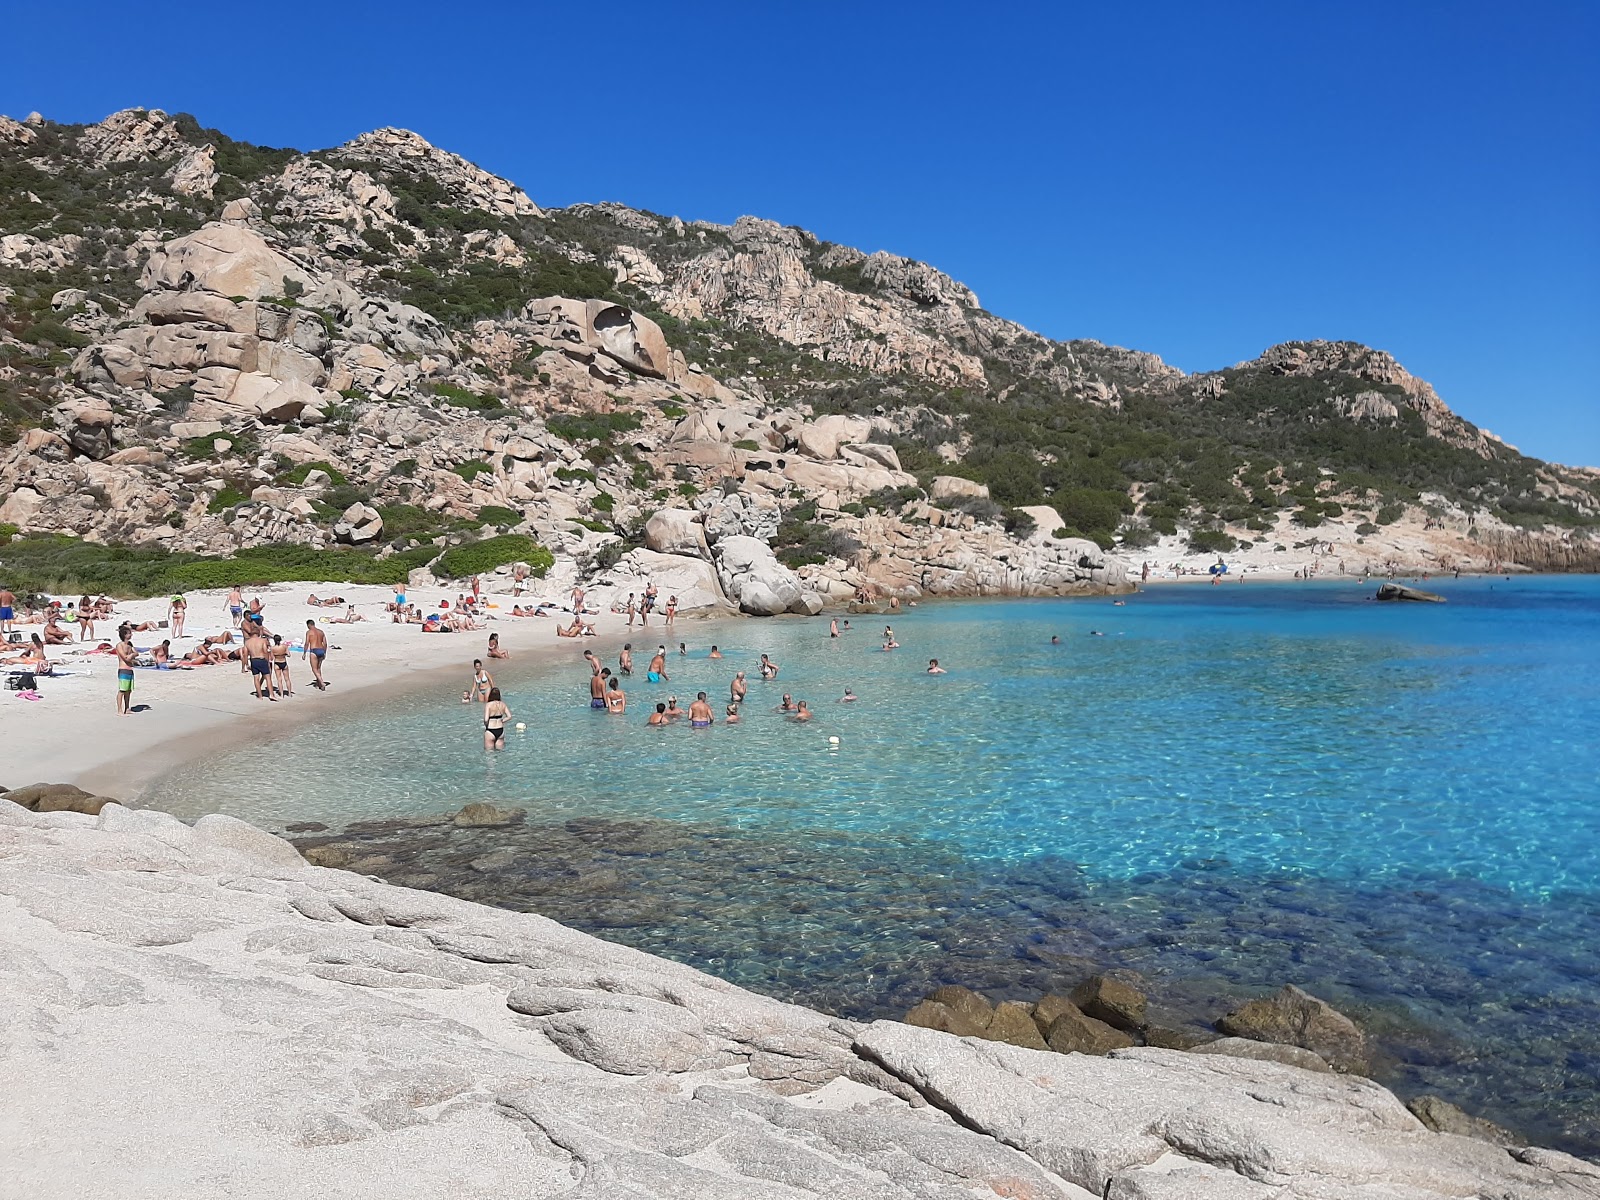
[
  {"left": 828, "top": 736, "right": 840, "bottom": 745},
  {"left": 515, "top": 722, "right": 527, "bottom": 732}
]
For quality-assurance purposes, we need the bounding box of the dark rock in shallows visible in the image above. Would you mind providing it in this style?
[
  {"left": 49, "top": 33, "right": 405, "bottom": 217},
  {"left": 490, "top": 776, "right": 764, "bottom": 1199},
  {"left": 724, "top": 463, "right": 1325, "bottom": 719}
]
[
  {"left": 1070, "top": 975, "right": 1147, "bottom": 1031},
  {"left": 981, "top": 1000, "right": 1048, "bottom": 1051},
  {"left": 1190, "top": 1036, "right": 1331, "bottom": 1073},
  {"left": 284, "top": 821, "right": 328, "bottom": 833},
  {"left": 300, "top": 844, "right": 354, "bottom": 869},
  {"left": 902, "top": 999, "right": 987, "bottom": 1039},
  {"left": 1408, "top": 1095, "right": 1528, "bottom": 1148},
  {"left": 452, "top": 803, "right": 522, "bottom": 828},
  {"left": 1216, "top": 984, "right": 1369, "bottom": 1074},
  {"left": 1376, "top": 582, "right": 1446, "bottom": 603},
  {"left": 1142, "top": 1025, "right": 1216, "bottom": 1051},
  {"left": 4, "top": 782, "right": 115, "bottom": 815},
  {"left": 1041, "top": 999, "right": 1136, "bottom": 1055},
  {"left": 925, "top": 984, "right": 994, "bottom": 1031}
]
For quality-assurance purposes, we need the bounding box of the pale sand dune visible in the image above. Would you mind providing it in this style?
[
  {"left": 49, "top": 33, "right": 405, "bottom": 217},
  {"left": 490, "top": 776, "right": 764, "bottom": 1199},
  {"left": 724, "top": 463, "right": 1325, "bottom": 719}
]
[{"left": 0, "top": 577, "right": 721, "bottom": 800}]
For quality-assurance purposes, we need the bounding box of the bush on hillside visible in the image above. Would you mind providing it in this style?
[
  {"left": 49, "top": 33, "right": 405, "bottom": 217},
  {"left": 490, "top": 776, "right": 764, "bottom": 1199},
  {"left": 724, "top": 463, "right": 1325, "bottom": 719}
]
[
  {"left": 434, "top": 535, "right": 552, "bottom": 580},
  {"left": 1188, "top": 528, "right": 1238, "bottom": 553}
]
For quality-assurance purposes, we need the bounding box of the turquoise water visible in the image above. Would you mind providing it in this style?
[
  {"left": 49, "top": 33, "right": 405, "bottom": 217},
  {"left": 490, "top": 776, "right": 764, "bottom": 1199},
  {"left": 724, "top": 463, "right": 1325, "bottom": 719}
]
[{"left": 149, "top": 576, "right": 1600, "bottom": 1151}]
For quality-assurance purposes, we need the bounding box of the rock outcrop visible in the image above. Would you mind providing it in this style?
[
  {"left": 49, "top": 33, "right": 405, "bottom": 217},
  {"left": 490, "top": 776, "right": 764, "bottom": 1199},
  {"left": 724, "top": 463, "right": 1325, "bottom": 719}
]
[{"left": 3, "top": 801, "right": 1593, "bottom": 1199}]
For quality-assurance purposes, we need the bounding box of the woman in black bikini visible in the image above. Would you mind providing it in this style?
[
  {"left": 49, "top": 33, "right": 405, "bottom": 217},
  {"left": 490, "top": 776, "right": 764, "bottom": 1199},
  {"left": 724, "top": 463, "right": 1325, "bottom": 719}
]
[{"left": 483, "top": 687, "right": 511, "bottom": 751}]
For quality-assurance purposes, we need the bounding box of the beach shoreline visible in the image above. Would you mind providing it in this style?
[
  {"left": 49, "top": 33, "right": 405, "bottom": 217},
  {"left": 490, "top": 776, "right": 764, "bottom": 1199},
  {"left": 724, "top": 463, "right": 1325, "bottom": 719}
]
[{"left": 0, "top": 577, "right": 736, "bottom": 803}]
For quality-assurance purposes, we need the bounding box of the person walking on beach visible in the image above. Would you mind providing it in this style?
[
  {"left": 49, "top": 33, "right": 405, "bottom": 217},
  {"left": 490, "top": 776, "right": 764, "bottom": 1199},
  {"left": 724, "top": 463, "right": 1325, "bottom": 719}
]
[
  {"left": 0, "top": 586, "right": 14, "bottom": 637},
  {"left": 665, "top": 596, "right": 678, "bottom": 625},
  {"left": 226, "top": 585, "right": 244, "bottom": 628},
  {"left": 689, "top": 692, "right": 713, "bottom": 727},
  {"left": 646, "top": 646, "right": 669, "bottom": 684},
  {"left": 271, "top": 635, "right": 293, "bottom": 697},
  {"left": 244, "top": 624, "right": 273, "bottom": 701},
  {"left": 483, "top": 687, "right": 511, "bottom": 751},
  {"left": 730, "top": 671, "right": 748, "bottom": 705},
  {"left": 114, "top": 629, "right": 137, "bottom": 715},
  {"left": 303, "top": 620, "right": 328, "bottom": 690},
  {"left": 168, "top": 594, "right": 187, "bottom": 639}
]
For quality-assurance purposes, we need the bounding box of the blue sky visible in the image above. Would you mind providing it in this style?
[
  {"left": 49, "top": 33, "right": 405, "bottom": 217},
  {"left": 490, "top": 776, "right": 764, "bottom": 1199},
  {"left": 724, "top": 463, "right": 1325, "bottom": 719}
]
[{"left": 5, "top": 1, "right": 1596, "bottom": 464}]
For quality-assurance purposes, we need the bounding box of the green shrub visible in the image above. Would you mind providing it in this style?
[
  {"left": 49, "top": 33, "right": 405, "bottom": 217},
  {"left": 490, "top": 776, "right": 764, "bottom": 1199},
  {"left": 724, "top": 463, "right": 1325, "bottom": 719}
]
[
  {"left": 1355, "top": 521, "right": 1379, "bottom": 535},
  {"left": 547, "top": 411, "right": 643, "bottom": 444},
  {"left": 1188, "top": 528, "right": 1237, "bottom": 553},
  {"left": 434, "top": 534, "right": 552, "bottom": 580},
  {"left": 476, "top": 505, "right": 521, "bottom": 527},
  {"left": 207, "top": 485, "right": 250, "bottom": 513},
  {"left": 659, "top": 403, "right": 686, "bottom": 419},
  {"left": 1375, "top": 503, "right": 1404, "bottom": 525},
  {"left": 592, "top": 491, "right": 615, "bottom": 513},
  {"left": 277, "top": 460, "right": 348, "bottom": 487},
  {"left": 1117, "top": 522, "right": 1159, "bottom": 549},
  {"left": 733, "top": 439, "right": 761, "bottom": 451},
  {"left": 451, "top": 459, "right": 493, "bottom": 483},
  {"left": 1321, "top": 501, "right": 1344, "bottom": 517},
  {"left": 554, "top": 466, "right": 598, "bottom": 484},
  {"left": 391, "top": 458, "right": 418, "bottom": 478},
  {"left": 1292, "top": 507, "right": 1325, "bottom": 527}
]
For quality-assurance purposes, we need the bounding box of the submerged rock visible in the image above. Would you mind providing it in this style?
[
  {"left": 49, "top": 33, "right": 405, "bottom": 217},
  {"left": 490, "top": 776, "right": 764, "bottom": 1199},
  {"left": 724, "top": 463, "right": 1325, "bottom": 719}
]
[
  {"left": 1216, "top": 984, "right": 1369, "bottom": 1074},
  {"left": 1409, "top": 1094, "right": 1529, "bottom": 1148},
  {"left": 1070, "top": 974, "right": 1147, "bottom": 1031},
  {"left": 451, "top": 802, "right": 522, "bottom": 827}
]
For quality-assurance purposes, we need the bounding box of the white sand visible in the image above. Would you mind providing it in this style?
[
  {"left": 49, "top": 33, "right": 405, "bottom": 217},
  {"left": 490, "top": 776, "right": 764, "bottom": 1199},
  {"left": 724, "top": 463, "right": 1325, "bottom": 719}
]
[{"left": 0, "top": 577, "right": 723, "bottom": 800}]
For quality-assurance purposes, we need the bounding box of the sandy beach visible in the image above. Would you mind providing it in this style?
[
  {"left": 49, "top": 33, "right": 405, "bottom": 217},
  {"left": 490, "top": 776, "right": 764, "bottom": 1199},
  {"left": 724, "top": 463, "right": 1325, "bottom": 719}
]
[{"left": 0, "top": 575, "right": 732, "bottom": 801}]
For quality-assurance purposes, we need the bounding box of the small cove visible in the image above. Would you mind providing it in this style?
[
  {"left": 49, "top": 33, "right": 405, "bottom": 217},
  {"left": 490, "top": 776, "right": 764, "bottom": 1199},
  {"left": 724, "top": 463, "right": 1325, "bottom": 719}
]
[{"left": 148, "top": 577, "right": 1600, "bottom": 1153}]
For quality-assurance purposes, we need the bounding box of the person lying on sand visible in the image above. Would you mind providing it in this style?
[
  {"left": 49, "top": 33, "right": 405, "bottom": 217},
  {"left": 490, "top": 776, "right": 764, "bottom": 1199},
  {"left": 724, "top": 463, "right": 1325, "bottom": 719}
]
[
  {"left": 306, "top": 594, "right": 346, "bottom": 607},
  {"left": 421, "top": 614, "right": 452, "bottom": 633},
  {"left": 555, "top": 616, "right": 595, "bottom": 638},
  {"left": 329, "top": 605, "right": 365, "bottom": 624}
]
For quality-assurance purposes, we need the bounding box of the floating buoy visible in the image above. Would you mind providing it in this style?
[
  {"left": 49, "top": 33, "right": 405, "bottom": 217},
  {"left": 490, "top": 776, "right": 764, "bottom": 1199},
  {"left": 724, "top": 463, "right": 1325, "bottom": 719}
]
[
  {"left": 515, "top": 722, "right": 527, "bottom": 732},
  {"left": 828, "top": 736, "right": 840, "bottom": 745}
]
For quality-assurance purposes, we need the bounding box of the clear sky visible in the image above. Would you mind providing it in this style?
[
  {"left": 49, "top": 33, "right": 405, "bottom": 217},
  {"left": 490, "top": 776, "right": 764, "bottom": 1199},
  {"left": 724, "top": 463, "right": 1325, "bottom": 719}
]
[{"left": 5, "top": 1, "right": 1596, "bottom": 464}]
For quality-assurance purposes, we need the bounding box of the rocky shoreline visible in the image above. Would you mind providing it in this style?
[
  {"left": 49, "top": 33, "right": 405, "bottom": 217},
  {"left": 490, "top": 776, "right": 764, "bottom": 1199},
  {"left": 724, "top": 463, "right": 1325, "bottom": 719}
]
[
  {"left": 12, "top": 784, "right": 1600, "bottom": 1190},
  {"left": 5, "top": 784, "right": 1597, "bottom": 1194}
]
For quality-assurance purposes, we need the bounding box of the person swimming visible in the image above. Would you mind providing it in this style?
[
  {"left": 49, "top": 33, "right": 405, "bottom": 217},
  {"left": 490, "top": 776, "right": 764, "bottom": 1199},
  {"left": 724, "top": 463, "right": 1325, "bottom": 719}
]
[
  {"left": 927, "top": 659, "right": 947, "bottom": 674},
  {"left": 790, "top": 700, "right": 812, "bottom": 722},
  {"left": 663, "top": 695, "right": 686, "bottom": 720},
  {"left": 840, "top": 688, "right": 857, "bottom": 702},
  {"left": 708, "top": 645, "right": 722, "bottom": 659},
  {"left": 776, "top": 692, "right": 797, "bottom": 713},
  {"left": 724, "top": 702, "right": 740, "bottom": 724},
  {"left": 647, "top": 702, "right": 668, "bottom": 727}
]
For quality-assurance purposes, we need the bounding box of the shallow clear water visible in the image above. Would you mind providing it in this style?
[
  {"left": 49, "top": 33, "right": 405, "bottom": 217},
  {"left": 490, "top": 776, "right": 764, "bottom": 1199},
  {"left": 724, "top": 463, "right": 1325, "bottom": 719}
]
[{"left": 150, "top": 576, "right": 1600, "bottom": 1152}]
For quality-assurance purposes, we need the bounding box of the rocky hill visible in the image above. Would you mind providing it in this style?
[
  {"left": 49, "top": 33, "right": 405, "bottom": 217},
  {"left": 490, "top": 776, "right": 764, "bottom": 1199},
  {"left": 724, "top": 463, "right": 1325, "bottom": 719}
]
[{"left": 2, "top": 107, "right": 1596, "bottom": 608}]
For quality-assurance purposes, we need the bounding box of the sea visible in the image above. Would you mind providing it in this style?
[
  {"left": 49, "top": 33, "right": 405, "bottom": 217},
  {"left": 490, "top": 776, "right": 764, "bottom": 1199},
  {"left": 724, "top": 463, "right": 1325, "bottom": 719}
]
[{"left": 148, "top": 575, "right": 1600, "bottom": 1154}]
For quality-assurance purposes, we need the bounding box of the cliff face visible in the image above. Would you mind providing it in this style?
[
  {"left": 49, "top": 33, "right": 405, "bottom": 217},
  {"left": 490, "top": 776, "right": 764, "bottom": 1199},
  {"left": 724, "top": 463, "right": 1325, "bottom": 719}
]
[
  {"left": 0, "top": 107, "right": 1595, "bottom": 599},
  {"left": 5, "top": 798, "right": 1596, "bottom": 1198}
]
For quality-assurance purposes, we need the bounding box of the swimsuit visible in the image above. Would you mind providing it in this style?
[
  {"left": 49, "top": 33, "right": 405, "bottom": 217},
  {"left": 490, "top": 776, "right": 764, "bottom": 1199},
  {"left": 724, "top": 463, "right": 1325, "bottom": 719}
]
[
  {"left": 117, "top": 668, "right": 135, "bottom": 692},
  {"left": 690, "top": 719, "right": 710, "bottom": 728},
  {"left": 310, "top": 647, "right": 326, "bottom": 658},
  {"left": 0, "top": 607, "right": 12, "bottom": 621},
  {"left": 646, "top": 671, "right": 662, "bottom": 683},
  {"left": 250, "top": 657, "right": 270, "bottom": 675},
  {"left": 590, "top": 698, "right": 606, "bottom": 709}
]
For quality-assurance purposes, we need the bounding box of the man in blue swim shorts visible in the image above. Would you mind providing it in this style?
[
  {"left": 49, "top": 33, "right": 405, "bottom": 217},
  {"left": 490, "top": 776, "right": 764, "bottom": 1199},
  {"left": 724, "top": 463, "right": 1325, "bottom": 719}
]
[
  {"left": 0, "top": 585, "right": 14, "bottom": 636},
  {"left": 115, "top": 628, "right": 137, "bottom": 715}
]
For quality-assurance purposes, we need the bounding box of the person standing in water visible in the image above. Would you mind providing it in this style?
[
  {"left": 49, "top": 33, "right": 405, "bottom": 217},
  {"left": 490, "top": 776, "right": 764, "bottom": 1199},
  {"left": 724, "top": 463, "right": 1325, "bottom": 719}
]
[
  {"left": 646, "top": 645, "right": 669, "bottom": 683},
  {"left": 647, "top": 702, "right": 668, "bottom": 727},
  {"left": 469, "top": 659, "right": 494, "bottom": 702},
  {"left": 605, "top": 674, "right": 626, "bottom": 714},
  {"left": 829, "top": 618, "right": 839, "bottom": 638},
  {"left": 708, "top": 645, "right": 722, "bottom": 659},
  {"left": 730, "top": 671, "right": 748, "bottom": 704},
  {"left": 483, "top": 687, "right": 511, "bottom": 751},
  {"left": 303, "top": 620, "right": 329, "bottom": 690},
  {"left": 619, "top": 643, "right": 633, "bottom": 675},
  {"left": 927, "top": 659, "right": 947, "bottom": 674},
  {"left": 590, "top": 668, "right": 609, "bottom": 708},
  {"left": 689, "top": 691, "right": 714, "bottom": 728},
  {"left": 790, "top": 700, "right": 812, "bottom": 722},
  {"left": 759, "top": 653, "right": 778, "bottom": 680}
]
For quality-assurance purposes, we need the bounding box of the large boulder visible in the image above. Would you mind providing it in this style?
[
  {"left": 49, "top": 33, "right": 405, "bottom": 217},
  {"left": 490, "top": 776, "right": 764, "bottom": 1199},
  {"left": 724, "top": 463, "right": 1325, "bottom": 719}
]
[
  {"left": 643, "top": 509, "right": 709, "bottom": 559},
  {"left": 606, "top": 549, "right": 729, "bottom": 614},
  {"left": 2, "top": 783, "right": 116, "bottom": 816},
  {"left": 713, "top": 535, "right": 808, "bottom": 616},
  {"left": 141, "top": 223, "right": 313, "bottom": 300},
  {"left": 930, "top": 475, "right": 989, "bottom": 503},
  {"left": 1216, "top": 985, "right": 1369, "bottom": 1074},
  {"left": 333, "top": 502, "right": 382, "bottom": 545},
  {"left": 1069, "top": 975, "right": 1147, "bottom": 1032},
  {"left": 795, "top": 414, "right": 872, "bottom": 461}
]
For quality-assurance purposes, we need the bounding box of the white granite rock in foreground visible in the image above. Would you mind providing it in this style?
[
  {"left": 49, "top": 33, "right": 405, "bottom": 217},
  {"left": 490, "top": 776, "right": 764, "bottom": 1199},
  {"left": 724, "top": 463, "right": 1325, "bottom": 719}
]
[{"left": 1, "top": 801, "right": 1595, "bottom": 1199}]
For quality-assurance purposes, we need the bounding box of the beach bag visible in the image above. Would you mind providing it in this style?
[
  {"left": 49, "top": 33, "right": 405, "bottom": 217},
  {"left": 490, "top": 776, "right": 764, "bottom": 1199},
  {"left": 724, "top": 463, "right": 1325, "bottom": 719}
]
[{"left": 6, "top": 672, "right": 37, "bottom": 690}]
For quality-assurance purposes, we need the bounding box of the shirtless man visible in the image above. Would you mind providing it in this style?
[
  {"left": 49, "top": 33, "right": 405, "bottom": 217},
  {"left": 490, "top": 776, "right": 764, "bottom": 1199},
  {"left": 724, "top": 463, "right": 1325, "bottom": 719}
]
[
  {"left": 646, "top": 646, "right": 669, "bottom": 684},
  {"left": 829, "top": 618, "right": 839, "bottom": 638},
  {"left": 115, "top": 629, "right": 137, "bottom": 715},
  {"left": 605, "top": 675, "right": 626, "bottom": 714},
  {"left": 583, "top": 649, "right": 602, "bottom": 676},
  {"left": 790, "top": 700, "right": 813, "bottom": 722},
  {"left": 730, "top": 671, "right": 747, "bottom": 705},
  {"left": 708, "top": 645, "right": 722, "bottom": 659},
  {"left": 244, "top": 625, "right": 274, "bottom": 700},
  {"left": 688, "top": 691, "right": 714, "bottom": 728},
  {"left": 589, "top": 668, "right": 608, "bottom": 709},
  {"left": 618, "top": 643, "right": 633, "bottom": 676},
  {"left": 0, "top": 586, "right": 14, "bottom": 637},
  {"left": 153, "top": 640, "right": 171, "bottom": 665},
  {"left": 303, "top": 619, "right": 329, "bottom": 690},
  {"left": 776, "top": 693, "right": 797, "bottom": 713},
  {"left": 226, "top": 585, "right": 244, "bottom": 628},
  {"left": 663, "top": 695, "right": 686, "bottom": 721}
]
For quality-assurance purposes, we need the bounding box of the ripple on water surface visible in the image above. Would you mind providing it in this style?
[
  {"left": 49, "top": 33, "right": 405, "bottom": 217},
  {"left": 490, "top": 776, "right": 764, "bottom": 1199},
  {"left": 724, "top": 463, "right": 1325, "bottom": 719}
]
[{"left": 151, "top": 576, "right": 1600, "bottom": 1153}]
